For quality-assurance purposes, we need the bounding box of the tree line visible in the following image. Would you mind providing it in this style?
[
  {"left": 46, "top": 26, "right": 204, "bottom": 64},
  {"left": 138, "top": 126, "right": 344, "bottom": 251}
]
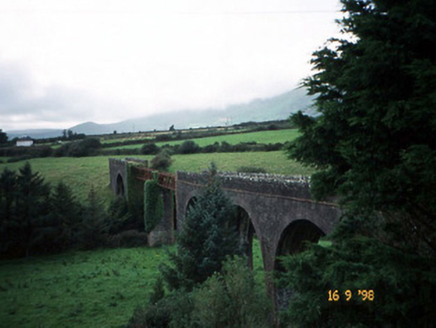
[{"left": 0, "top": 163, "right": 146, "bottom": 259}]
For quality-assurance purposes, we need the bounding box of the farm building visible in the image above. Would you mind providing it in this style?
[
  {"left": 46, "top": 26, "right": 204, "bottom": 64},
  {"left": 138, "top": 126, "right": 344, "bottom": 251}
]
[{"left": 16, "top": 136, "right": 34, "bottom": 147}]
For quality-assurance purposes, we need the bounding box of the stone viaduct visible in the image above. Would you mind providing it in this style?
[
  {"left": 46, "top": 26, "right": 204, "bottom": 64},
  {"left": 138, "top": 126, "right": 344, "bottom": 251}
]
[{"left": 109, "top": 158, "right": 342, "bottom": 274}]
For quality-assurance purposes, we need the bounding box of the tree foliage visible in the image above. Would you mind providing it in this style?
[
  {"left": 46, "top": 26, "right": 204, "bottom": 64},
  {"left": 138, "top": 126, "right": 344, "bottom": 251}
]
[
  {"left": 144, "top": 174, "right": 164, "bottom": 234},
  {"left": 287, "top": 0, "right": 436, "bottom": 252},
  {"left": 161, "top": 163, "right": 242, "bottom": 291},
  {"left": 282, "top": 0, "right": 436, "bottom": 326},
  {"left": 0, "top": 129, "right": 8, "bottom": 145}
]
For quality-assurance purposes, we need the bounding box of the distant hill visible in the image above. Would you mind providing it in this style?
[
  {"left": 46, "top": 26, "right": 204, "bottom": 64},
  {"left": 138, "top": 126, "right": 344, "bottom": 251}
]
[
  {"left": 70, "top": 88, "right": 314, "bottom": 136},
  {"left": 5, "top": 88, "right": 314, "bottom": 139},
  {"left": 6, "top": 129, "right": 64, "bottom": 140}
]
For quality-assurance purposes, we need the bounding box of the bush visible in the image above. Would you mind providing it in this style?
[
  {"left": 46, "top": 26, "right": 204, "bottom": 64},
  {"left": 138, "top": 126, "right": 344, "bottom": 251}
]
[
  {"left": 106, "top": 230, "right": 148, "bottom": 248},
  {"left": 191, "top": 257, "right": 272, "bottom": 328},
  {"left": 7, "top": 155, "right": 32, "bottom": 163},
  {"left": 127, "top": 257, "right": 272, "bottom": 328},
  {"left": 150, "top": 150, "right": 173, "bottom": 171},
  {"left": 202, "top": 142, "right": 220, "bottom": 153},
  {"left": 127, "top": 291, "right": 194, "bottom": 328},
  {"left": 141, "top": 142, "right": 160, "bottom": 155},
  {"left": 177, "top": 140, "right": 200, "bottom": 154}
]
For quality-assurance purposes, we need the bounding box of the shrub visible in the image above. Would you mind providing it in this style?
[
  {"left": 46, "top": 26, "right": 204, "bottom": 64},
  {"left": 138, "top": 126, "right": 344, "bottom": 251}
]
[
  {"left": 127, "top": 291, "right": 194, "bottom": 328},
  {"left": 107, "top": 230, "right": 148, "bottom": 248},
  {"left": 141, "top": 142, "right": 160, "bottom": 155},
  {"left": 191, "top": 257, "right": 272, "bottom": 328},
  {"left": 150, "top": 150, "right": 173, "bottom": 171},
  {"left": 177, "top": 140, "right": 200, "bottom": 154},
  {"left": 202, "top": 142, "right": 219, "bottom": 153}
]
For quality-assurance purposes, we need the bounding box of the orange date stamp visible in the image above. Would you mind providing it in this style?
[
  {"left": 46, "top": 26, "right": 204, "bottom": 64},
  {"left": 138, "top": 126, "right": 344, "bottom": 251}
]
[{"left": 328, "top": 290, "right": 375, "bottom": 302}]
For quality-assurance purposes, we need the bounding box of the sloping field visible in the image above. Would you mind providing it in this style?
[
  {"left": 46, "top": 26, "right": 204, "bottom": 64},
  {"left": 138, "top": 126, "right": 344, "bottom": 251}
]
[
  {"left": 105, "top": 129, "right": 299, "bottom": 150},
  {"left": 0, "top": 247, "right": 169, "bottom": 328},
  {"left": 0, "top": 240, "right": 265, "bottom": 328},
  {"left": 0, "top": 151, "right": 313, "bottom": 203}
]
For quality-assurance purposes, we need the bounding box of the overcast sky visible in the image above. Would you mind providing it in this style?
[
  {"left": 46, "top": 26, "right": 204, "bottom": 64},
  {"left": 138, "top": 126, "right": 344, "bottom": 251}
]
[{"left": 0, "top": 0, "right": 343, "bottom": 131}]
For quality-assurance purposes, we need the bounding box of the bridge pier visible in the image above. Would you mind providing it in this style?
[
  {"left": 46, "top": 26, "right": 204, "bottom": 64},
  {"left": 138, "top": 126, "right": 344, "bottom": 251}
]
[{"left": 148, "top": 189, "right": 175, "bottom": 246}]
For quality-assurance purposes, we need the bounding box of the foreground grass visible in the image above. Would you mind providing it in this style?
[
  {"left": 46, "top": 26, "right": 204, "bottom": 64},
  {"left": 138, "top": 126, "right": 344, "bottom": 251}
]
[
  {"left": 0, "top": 151, "right": 314, "bottom": 203},
  {"left": 0, "top": 247, "right": 171, "bottom": 328},
  {"left": 0, "top": 240, "right": 265, "bottom": 328}
]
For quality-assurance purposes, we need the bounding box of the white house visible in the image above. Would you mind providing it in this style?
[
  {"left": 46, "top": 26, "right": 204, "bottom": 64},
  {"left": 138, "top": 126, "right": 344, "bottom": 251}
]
[{"left": 16, "top": 136, "right": 34, "bottom": 147}]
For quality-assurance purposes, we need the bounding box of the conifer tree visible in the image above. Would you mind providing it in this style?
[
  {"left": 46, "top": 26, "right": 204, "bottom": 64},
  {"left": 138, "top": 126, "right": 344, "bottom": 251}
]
[
  {"left": 48, "top": 181, "right": 83, "bottom": 250},
  {"left": 78, "top": 186, "right": 110, "bottom": 249},
  {"left": 287, "top": 0, "right": 436, "bottom": 251},
  {"left": 14, "top": 163, "right": 51, "bottom": 256},
  {"left": 0, "top": 168, "right": 17, "bottom": 256},
  {"left": 161, "top": 163, "right": 242, "bottom": 291},
  {"left": 280, "top": 0, "right": 436, "bottom": 326}
]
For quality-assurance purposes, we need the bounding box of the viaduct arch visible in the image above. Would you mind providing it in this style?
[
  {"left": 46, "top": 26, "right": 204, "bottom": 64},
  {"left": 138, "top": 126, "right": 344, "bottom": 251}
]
[
  {"left": 175, "top": 171, "right": 341, "bottom": 272},
  {"left": 109, "top": 159, "right": 342, "bottom": 302}
]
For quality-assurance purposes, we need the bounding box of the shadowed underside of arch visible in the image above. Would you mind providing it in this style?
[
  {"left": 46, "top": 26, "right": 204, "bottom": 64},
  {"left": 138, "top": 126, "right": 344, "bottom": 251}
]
[
  {"left": 275, "top": 219, "right": 325, "bottom": 271},
  {"left": 116, "top": 173, "right": 125, "bottom": 197}
]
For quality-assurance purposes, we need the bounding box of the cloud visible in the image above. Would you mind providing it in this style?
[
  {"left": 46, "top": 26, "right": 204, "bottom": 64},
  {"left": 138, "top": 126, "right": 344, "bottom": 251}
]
[
  {"left": 0, "top": 61, "right": 124, "bottom": 130},
  {"left": 0, "top": 0, "right": 343, "bottom": 131}
]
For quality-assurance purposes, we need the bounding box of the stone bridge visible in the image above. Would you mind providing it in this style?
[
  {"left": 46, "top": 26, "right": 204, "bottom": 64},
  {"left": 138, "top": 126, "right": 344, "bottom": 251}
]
[{"left": 109, "top": 158, "right": 341, "bottom": 273}]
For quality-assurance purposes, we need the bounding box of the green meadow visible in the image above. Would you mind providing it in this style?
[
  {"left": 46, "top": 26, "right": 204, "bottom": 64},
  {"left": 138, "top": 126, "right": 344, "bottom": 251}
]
[
  {"left": 105, "top": 129, "right": 299, "bottom": 150},
  {"left": 0, "top": 129, "right": 305, "bottom": 326},
  {"left": 0, "top": 151, "right": 313, "bottom": 203},
  {"left": 0, "top": 241, "right": 265, "bottom": 328}
]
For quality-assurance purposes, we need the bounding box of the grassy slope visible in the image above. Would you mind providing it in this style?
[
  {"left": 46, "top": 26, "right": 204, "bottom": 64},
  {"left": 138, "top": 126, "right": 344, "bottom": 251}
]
[
  {"left": 0, "top": 247, "right": 169, "bottom": 328},
  {"left": 0, "top": 151, "right": 313, "bottom": 203},
  {"left": 0, "top": 240, "right": 265, "bottom": 328},
  {"left": 105, "top": 129, "right": 299, "bottom": 149}
]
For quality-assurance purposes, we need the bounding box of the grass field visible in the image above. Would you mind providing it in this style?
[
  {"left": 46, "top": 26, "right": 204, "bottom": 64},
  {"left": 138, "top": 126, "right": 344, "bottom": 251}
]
[
  {"left": 0, "top": 240, "right": 265, "bottom": 328},
  {"left": 105, "top": 129, "right": 299, "bottom": 150},
  {"left": 0, "top": 151, "right": 313, "bottom": 203},
  {"left": 0, "top": 246, "right": 169, "bottom": 328}
]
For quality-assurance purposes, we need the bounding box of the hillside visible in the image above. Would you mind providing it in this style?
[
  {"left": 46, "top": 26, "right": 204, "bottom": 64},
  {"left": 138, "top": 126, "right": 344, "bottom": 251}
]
[
  {"left": 70, "top": 88, "right": 313, "bottom": 135},
  {"left": 5, "top": 88, "right": 313, "bottom": 138}
]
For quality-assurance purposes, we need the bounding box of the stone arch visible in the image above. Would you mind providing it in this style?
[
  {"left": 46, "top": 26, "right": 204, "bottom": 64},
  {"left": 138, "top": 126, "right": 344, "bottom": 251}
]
[
  {"left": 186, "top": 196, "right": 198, "bottom": 215},
  {"left": 275, "top": 219, "right": 325, "bottom": 271},
  {"left": 116, "top": 173, "right": 125, "bottom": 197}
]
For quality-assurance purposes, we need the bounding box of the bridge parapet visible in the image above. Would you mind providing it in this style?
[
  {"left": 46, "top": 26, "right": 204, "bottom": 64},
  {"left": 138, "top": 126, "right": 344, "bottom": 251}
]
[{"left": 176, "top": 171, "right": 315, "bottom": 202}]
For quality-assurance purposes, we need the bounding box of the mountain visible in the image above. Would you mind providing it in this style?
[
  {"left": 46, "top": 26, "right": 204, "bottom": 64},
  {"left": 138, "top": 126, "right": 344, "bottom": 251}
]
[
  {"left": 6, "top": 129, "right": 64, "bottom": 140},
  {"left": 5, "top": 88, "right": 314, "bottom": 139},
  {"left": 70, "top": 88, "right": 314, "bottom": 135}
]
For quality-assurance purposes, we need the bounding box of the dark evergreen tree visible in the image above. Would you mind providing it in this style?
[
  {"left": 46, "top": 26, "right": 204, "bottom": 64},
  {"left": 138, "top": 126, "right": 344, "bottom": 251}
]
[
  {"left": 287, "top": 0, "right": 436, "bottom": 252},
  {"left": 161, "top": 163, "right": 242, "bottom": 291},
  {"left": 45, "top": 181, "right": 83, "bottom": 251},
  {"left": 280, "top": 0, "right": 436, "bottom": 326},
  {"left": 0, "top": 168, "right": 17, "bottom": 256},
  {"left": 0, "top": 129, "right": 8, "bottom": 145},
  {"left": 77, "top": 186, "right": 110, "bottom": 249},
  {"left": 13, "top": 163, "right": 51, "bottom": 256}
]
